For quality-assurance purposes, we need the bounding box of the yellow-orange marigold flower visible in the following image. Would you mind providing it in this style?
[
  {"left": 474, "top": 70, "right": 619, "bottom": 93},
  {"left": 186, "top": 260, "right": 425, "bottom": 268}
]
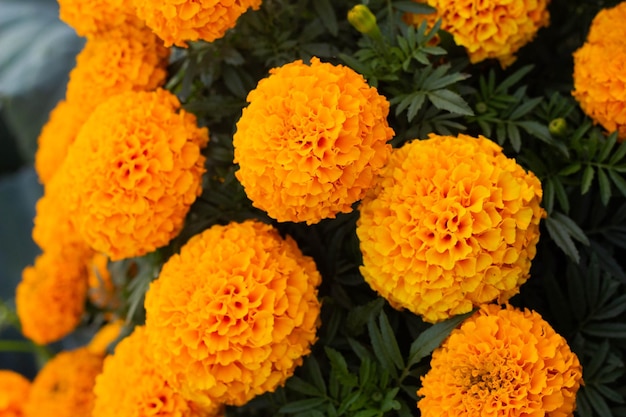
[
  {"left": 93, "top": 326, "right": 223, "bottom": 417},
  {"left": 0, "top": 370, "right": 30, "bottom": 417},
  {"left": 572, "top": 6, "right": 626, "bottom": 140},
  {"left": 404, "top": 0, "right": 550, "bottom": 67},
  {"left": 357, "top": 134, "right": 544, "bottom": 323},
  {"left": 58, "top": 89, "right": 208, "bottom": 261},
  {"left": 16, "top": 252, "right": 88, "bottom": 345},
  {"left": 87, "top": 320, "right": 125, "bottom": 355},
  {"left": 234, "top": 57, "right": 394, "bottom": 224},
  {"left": 58, "top": 0, "right": 137, "bottom": 38},
  {"left": 131, "top": 0, "right": 262, "bottom": 47},
  {"left": 145, "top": 220, "right": 321, "bottom": 406},
  {"left": 417, "top": 304, "right": 583, "bottom": 417},
  {"left": 24, "top": 347, "right": 104, "bottom": 417}
]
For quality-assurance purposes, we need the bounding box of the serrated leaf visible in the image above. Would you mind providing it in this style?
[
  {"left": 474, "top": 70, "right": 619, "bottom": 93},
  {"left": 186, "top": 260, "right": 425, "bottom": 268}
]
[
  {"left": 583, "top": 340, "right": 610, "bottom": 380},
  {"left": 559, "top": 163, "right": 582, "bottom": 176},
  {"left": 495, "top": 65, "right": 533, "bottom": 93},
  {"left": 582, "top": 322, "right": 626, "bottom": 339},
  {"left": 313, "top": 0, "right": 338, "bottom": 36},
  {"left": 609, "top": 140, "right": 626, "bottom": 165},
  {"left": 407, "top": 92, "right": 426, "bottom": 121},
  {"left": 592, "top": 294, "right": 626, "bottom": 321},
  {"left": 507, "top": 123, "right": 521, "bottom": 152},
  {"left": 545, "top": 216, "right": 580, "bottom": 263},
  {"left": 597, "top": 133, "right": 617, "bottom": 163},
  {"left": 585, "top": 385, "right": 614, "bottom": 417},
  {"left": 551, "top": 212, "right": 589, "bottom": 245},
  {"left": 378, "top": 311, "right": 405, "bottom": 370},
  {"left": 427, "top": 89, "right": 474, "bottom": 115},
  {"left": 393, "top": 1, "right": 436, "bottom": 14},
  {"left": 543, "top": 177, "right": 555, "bottom": 214},
  {"left": 367, "top": 316, "right": 398, "bottom": 378},
  {"left": 607, "top": 169, "right": 626, "bottom": 198},
  {"left": 304, "top": 355, "right": 327, "bottom": 395},
  {"left": 279, "top": 398, "right": 328, "bottom": 414},
  {"left": 552, "top": 178, "right": 570, "bottom": 214},
  {"left": 326, "top": 347, "right": 359, "bottom": 388},
  {"left": 581, "top": 165, "right": 595, "bottom": 195},
  {"left": 287, "top": 376, "right": 324, "bottom": 396},
  {"left": 597, "top": 168, "right": 612, "bottom": 205},
  {"left": 509, "top": 97, "right": 542, "bottom": 120}
]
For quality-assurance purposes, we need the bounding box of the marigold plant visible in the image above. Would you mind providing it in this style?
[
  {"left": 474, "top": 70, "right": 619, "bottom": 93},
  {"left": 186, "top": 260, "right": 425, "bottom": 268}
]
[
  {"left": 234, "top": 57, "right": 394, "bottom": 224},
  {"left": 24, "top": 347, "right": 104, "bottom": 417},
  {"left": 144, "top": 220, "right": 321, "bottom": 406},
  {"left": 58, "top": 89, "right": 209, "bottom": 261},
  {"left": 93, "top": 326, "right": 223, "bottom": 417},
  {"left": 417, "top": 304, "right": 583, "bottom": 417},
  {"left": 357, "top": 134, "right": 544, "bottom": 323},
  {"left": 0, "top": 370, "right": 30, "bottom": 417},
  {"left": 58, "top": 0, "right": 138, "bottom": 38},
  {"left": 404, "top": 0, "right": 550, "bottom": 67},
  {"left": 131, "top": 0, "right": 262, "bottom": 47},
  {"left": 572, "top": 4, "right": 626, "bottom": 140},
  {"left": 16, "top": 252, "right": 88, "bottom": 345}
]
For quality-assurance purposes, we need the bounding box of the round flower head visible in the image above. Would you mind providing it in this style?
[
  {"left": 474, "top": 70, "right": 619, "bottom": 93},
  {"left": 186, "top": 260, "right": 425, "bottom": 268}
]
[
  {"left": 93, "top": 326, "right": 223, "bottom": 417},
  {"left": 16, "top": 252, "right": 88, "bottom": 345},
  {"left": 357, "top": 134, "right": 544, "bottom": 323},
  {"left": 24, "top": 347, "right": 104, "bottom": 417},
  {"left": 145, "top": 220, "right": 321, "bottom": 406},
  {"left": 404, "top": 0, "right": 550, "bottom": 67},
  {"left": 58, "top": 89, "right": 209, "bottom": 261},
  {"left": 572, "top": 7, "right": 626, "bottom": 140},
  {"left": 418, "top": 304, "right": 583, "bottom": 417},
  {"left": 58, "top": 0, "right": 138, "bottom": 38},
  {"left": 131, "top": 0, "right": 262, "bottom": 47},
  {"left": 65, "top": 23, "right": 170, "bottom": 112},
  {"left": 0, "top": 370, "right": 30, "bottom": 417},
  {"left": 234, "top": 57, "right": 394, "bottom": 224}
]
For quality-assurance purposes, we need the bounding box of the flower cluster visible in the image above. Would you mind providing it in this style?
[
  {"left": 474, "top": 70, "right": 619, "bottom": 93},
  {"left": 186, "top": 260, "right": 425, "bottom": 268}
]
[
  {"left": 58, "top": 89, "right": 208, "bottom": 260},
  {"left": 572, "top": 2, "right": 626, "bottom": 140},
  {"left": 418, "top": 304, "right": 583, "bottom": 417},
  {"left": 0, "top": 370, "right": 30, "bottom": 416},
  {"left": 145, "top": 220, "right": 321, "bottom": 405},
  {"left": 131, "top": 0, "right": 262, "bottom": 47},
  {"left": 404, "top": 0, "right": 550, "bottom": 67},
  {"left": 93, "top": 326, "right": 223, "bottom": 417},
  {"left": 234, "top": 57, "right": 394, "bottom": 224},
  {"left": 24, "top": 347, "right": 104, "bottom": 417},
  {"left": 357, "top": 134, "right": 544, "bottom": 323}
]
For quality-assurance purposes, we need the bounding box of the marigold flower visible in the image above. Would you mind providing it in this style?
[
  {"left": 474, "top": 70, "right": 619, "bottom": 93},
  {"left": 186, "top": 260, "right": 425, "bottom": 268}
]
[
  {"left": 24, "top": 347, "right": 104, "bottom": 417},
  {"left": 93, "top": 326, "right": 223, "bottom": 417},
  {"left": 58, "top": 89, "right": 209, "bottom": 261},
  {"left": 404, "top": 0, "right": 550, "bottom": 67},
  {"left": 572, "top": 5, "right": 626, "bottom": 140},
  {"left": 58, "top": 0, "right": 137, "bottom": 38},
  {"left": 0, "top": 370, "right": 30, "bottom": 417},
  {"left": 145, "top": 220, "right": 321, "bottom": 406},
  {"left": 234, "top": 57, "right": 394, "bottom": 224},
  {"left": 357, "top": 134, "right": 544, "bottom": 323},
  {"left": 16, "top": 252, "right": 88, "bottom": 345},
  {"left": 87, "top": 320, "right": 125, "bottom": 355},
  {"left": 131, "top": 0, "right": 262, "bottom": 47},
  {"left": 418, "top": 304, "right": 583, "bottom": 417}
]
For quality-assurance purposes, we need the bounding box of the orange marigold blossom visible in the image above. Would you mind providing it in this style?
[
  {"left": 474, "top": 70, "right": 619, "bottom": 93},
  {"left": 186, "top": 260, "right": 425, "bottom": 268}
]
[
  {"left": 24, "top": 347, "right": 104, "bottom": 417},
  {"left": 93, "top": 326, "right": 223, "bottom": 417},
  {"left": 418, "top": 304, "right": 583, "bottom": 417},
  {"left": 0, "top": 370, "right": 30, "bottom": 417},
  {"left": 572, "top": 5, "right": 626, "bottom": 140},
  {"left": 87, "top": 320, "right": 126, "bottom": 355},
  {"left": 404, "top": 0, "right": 550, "bottom": 67},
  {"left": 131, "top": 0, "right": 262, "bottom": 47},
  {"left": 233, "top": 57, "right": 394, "bottom": 224},
  {"left": 144, "top": 220, "right": 321, "bottom": 406},
  {"left": 57, "top": 89, "right": 208, "bottom": 261},
  {"left": 16, "top": 252, "right": 88, "bottom": 345},
  {"left": 357, "top": 134, "right": 544, "bottom": 323},
  {"left": 58, "top": 0, "right": 138, "bottom": 38}
]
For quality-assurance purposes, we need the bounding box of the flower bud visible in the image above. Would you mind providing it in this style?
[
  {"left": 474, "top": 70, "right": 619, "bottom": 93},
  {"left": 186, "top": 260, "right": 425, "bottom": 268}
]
[
  {"left": 348, "top": 4, "right": 383, "bottom": 40},
  {"left": 549, "top": 117, "right": 567, "bottom": 136}
]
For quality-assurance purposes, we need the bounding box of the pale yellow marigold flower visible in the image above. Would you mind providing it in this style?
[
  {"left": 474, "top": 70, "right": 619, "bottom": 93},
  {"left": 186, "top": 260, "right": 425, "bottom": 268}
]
[
  {"left": 145, "top": 220, "right": 321, "bottom": 406},
  {"left": 234, "top": 57, "right": 394, "bottom": 224},
  {"left": 418, "top": 304, "right": 583, "bottom": 417},
  {"left": 0, "top": 370, "right": 30, "bottom": 417},
  {"left": 357, "top": 134, "right": 544, "bottom": 323}
]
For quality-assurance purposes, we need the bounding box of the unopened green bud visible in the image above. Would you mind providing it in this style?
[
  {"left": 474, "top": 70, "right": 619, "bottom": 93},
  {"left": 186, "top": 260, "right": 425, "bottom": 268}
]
[
  {"left": 348, "top": 4, "right": 383, "bottom": 41},
  {"left": 549, "top": 117, "right": 567, "bottom": 136},
  {"left": 475, "top": 102, "right": 488, "bottom": 114}
]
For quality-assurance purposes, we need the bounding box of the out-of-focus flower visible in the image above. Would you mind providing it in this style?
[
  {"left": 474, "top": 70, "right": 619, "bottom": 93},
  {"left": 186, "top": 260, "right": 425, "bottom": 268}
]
[
  {"left": 93, "top": 326, "right": 223, "bottom": 417},
  {"left": 586, "top": 1, "right": 626, "bottom": 44},
  {"left": 404, "top": 0, "right": 550, "bottom": 67},
  {"left": 86, "top": 253, "right": 118, "bottom": 309},
  {"left": 418, "top": 304, "right": 583, "bottom": 417},
  {"left": 87, "top": 320, "right": 125, "bottom": 355},
  {"left": 58, "top": 89, "right": 208, "bottom": 261},
  {"left": 131, "top": 0, "right": 262, "bottom": 47},
  {"left": 357, "top": 134, "right": 544, "bottom": 323},
  {"left": 0, "top": 370, "right": 30, "bottom": 417},
  {"left": 234, "top": 57, "right": 394, "bottom": 224},
  {"left": 145, "top": 220, "right": 321, "bottom": 406},
  {"left": 58, "top": 0, "right": 138, "bottom": 38}
]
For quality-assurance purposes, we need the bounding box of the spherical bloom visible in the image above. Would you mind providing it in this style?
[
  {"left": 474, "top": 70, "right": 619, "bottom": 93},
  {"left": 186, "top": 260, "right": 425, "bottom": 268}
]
[
  {"left": 234, "top": 57, "right": 394, "bottom": 224},
  {"left": 65, "top": 23, "right": 170, "bottom": 112},
  {"left": 131, "top": 0, "right": 262, "bottom": 47},
  {"left": 417, "top": 304, "right": 583, "bottom": 417},
  {"left": 58, "top": 0, "right": 138, "bottom": 38},
  {"left": 404, "top": 0, "right": 550, "bottom": 67},
  {"left": 58, "top": 89, "right": 209, "bottom": 261},
  {"left": 24, "top": 347, "right": 104, "bottom": 417},
  {"left": 87, "top": 320, "right": 125, "bottom": 355},
  {"left": 145, "top": 220, "right": 321, "bottom": 406},
  {"left": 94, "top": 326, "right": 223, "bottom": 417},
  {"left": 572, "top": 6, "right": 626, "bottom": 140},
  {"left": 357, "top": 134, "right": 544, "bottom": 323},
  {"left": 16, "top": 252, "right": 88, "bottom": 344},
  {"left": 0, "top": 370, "right": 30, "bottom": 417}
]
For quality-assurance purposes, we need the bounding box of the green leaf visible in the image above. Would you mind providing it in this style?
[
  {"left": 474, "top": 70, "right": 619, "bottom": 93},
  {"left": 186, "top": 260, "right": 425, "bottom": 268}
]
[
  {"left": 427, "top": 89, "right": 474, "bottom": 115},
  {"left": 304, "top": 355, "right": 327, "bottom": 395},
  {"left": 582, "top": 322, "right": 626, "bottom": 339},
  {"left": 597, "top": 168, "right": 612, "bottom": 205},
  {"left": 495, "top": 65, "right": 533, "bottom": 93},
  {"left": 585, "top": 385, "right": 614, "bottom": 417},
  {"left": 550, "top": 212, "right": 589, "bottom": 245},
  {"left": 581, "top": 165, "right": 595, "bottom": 195},
  {"left": 378, "top": 311, "right": 405, "bottom": 370},
  {"left": 367, "top": 315, "right": 398, "bottom": 378},
  {"left": 509, "top": 97, "right": 542, "bottom": 120},
  {"left": 559, "top": 163, "right": 582, "bottom": 176},
  {"left": 313, "top": 0, "right": 338, "bottom": 36},
  {"left": 583, "top": 340, "right": 610, "bottom": 380},
  {"left": 592, "top": 294, "right": 626, "bottom": 321},
  {"left": 609, "top": 140, "right": 626, "bottom": 165},
  {"left": 608, "top": 169, "right": 626, "bottom": 197},
  {"left": 597, "top": 132, "right": 618, "bottom": 163},
  {"left": 407, "top": 93, "right": 426, "bottom": 121},
  {"left": 287, "top": 376, "right": 324, "bottom": 396},
  {"left": 326, "top": 347, "right": 359, "bottom": 388},
  {"left": 279, "top": 398, "right": 328, "bottom": 414},
  {"left": 507, "top": 123, "right": 521, "bottom": 152},
  {"left": 393, "top": 1, "right": 436, "bottom": 14},
  {"left": 545, "top": 215, "right": 580, "bottom": 263}
]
